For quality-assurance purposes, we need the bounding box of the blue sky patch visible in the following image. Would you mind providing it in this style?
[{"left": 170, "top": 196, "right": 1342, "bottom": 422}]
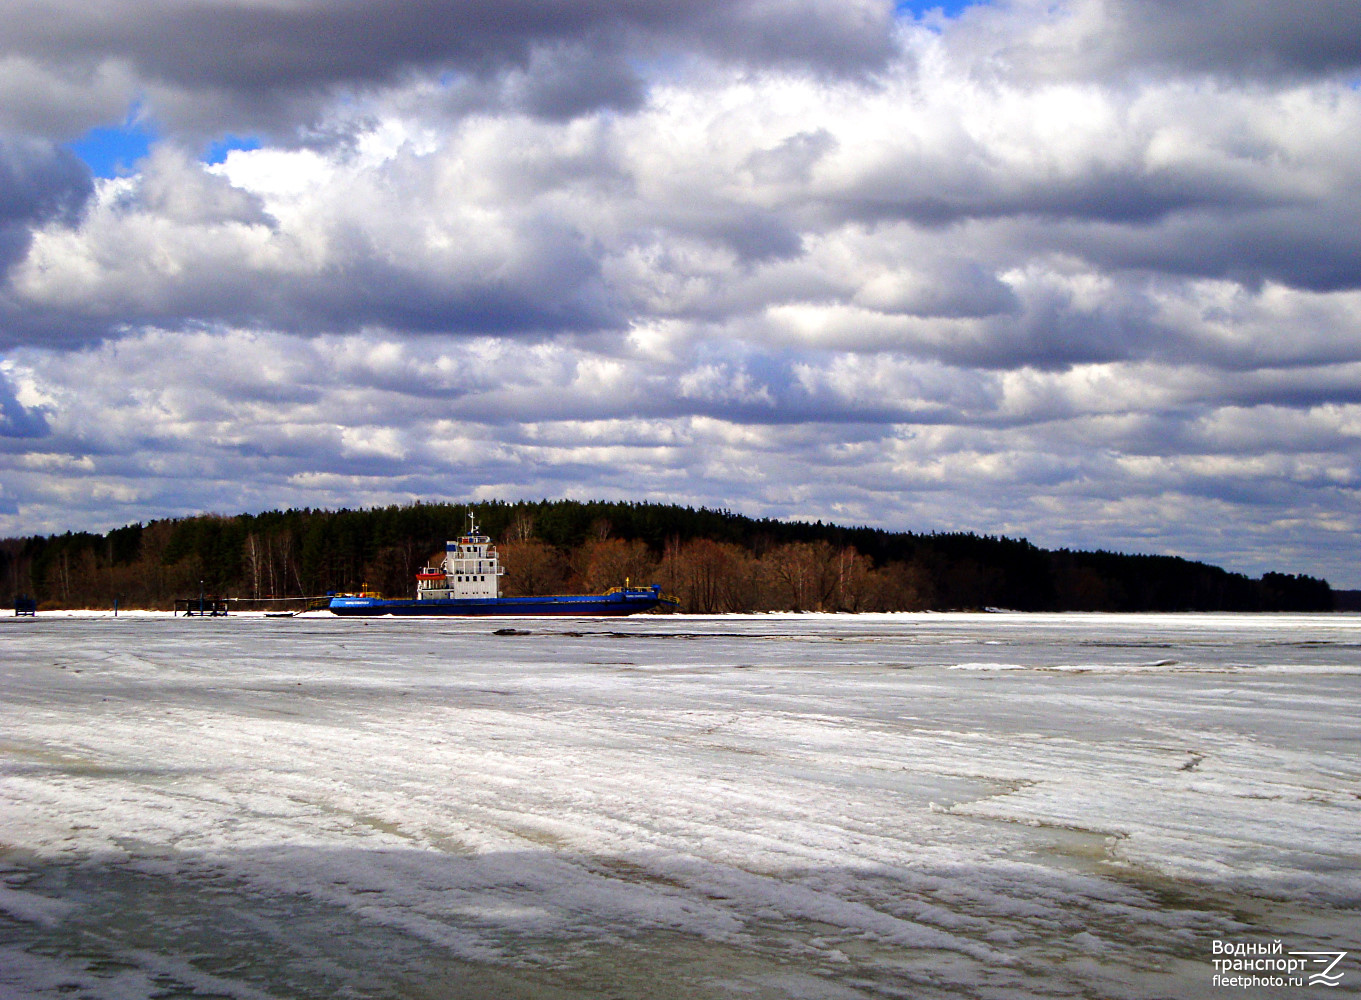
[
  {"left": 68, "top": 120, "right": 157, "bottom": 178},
  {"left": 205, "top": 134, "right": 263, "bottom": 164},
  {"left": 896, "top": 0, "right": 981, "bottom": 18},
  {"left": 68, "top": 120, "right": 264, "bottom": 177}
]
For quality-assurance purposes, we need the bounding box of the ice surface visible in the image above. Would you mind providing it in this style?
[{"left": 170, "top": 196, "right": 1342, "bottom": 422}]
[{"left": 1, "top": 612, "right": 1357, "bottom": 998}]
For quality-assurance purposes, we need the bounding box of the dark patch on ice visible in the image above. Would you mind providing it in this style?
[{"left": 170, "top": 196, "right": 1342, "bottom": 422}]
[
  {"left": 1179, "top": 753, "right": 1205, "bottom": 772},
  {"left": 494, "top": 627, "right": 901, "bottom": 643},
  {"left": 0, "top": 837, "right": 1335, "bottom": 1000},
  {"left": 0, "top": 852, "right": 607, "bottom": 1000},
  {"left": 1264, "top": 639, "right": 1357, "bottom": 646},
  {"left": 576, "top": 631, "right": 746, "bottom": 640},
  {"left": 1082, "top": 642, "right": 1175, "bottom": 649}
]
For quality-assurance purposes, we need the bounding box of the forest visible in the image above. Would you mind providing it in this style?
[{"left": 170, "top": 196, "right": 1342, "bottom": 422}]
[{"left": 0, "top": 499, "right": 1336, "bottom": 613}]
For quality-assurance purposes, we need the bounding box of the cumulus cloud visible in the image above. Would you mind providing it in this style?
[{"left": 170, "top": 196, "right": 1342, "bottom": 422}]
[
  {"left": 0, "top": 0, "right": 1359, "bottom": 586},
  {"left": 4, "top": 319, "right": 1356, "bottom": 580},
  {"left": 5, "top": 134, "right": 622, "bottom": 346}
]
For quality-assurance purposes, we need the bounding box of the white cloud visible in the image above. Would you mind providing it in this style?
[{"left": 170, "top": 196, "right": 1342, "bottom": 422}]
[{"left": 1, "top": 1, "right": 1360, "bottom": 588}]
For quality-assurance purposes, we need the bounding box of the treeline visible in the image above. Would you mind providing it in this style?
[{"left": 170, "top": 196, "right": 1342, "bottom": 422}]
[{"left": 0, "top": 499, "right": 1335, "bottom": 612}]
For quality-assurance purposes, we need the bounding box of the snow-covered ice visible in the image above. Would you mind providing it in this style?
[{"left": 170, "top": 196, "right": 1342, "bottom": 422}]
[{"left": 1, "top": 612, "right": 1357, "bottom": 998}]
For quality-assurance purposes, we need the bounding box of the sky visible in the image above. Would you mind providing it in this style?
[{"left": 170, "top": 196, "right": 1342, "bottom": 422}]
[{"left": 1, "top": 0, "right": 1360, "bottom": 587}]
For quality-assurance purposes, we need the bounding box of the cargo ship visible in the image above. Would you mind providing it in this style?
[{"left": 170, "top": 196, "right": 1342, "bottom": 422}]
[{"left": 328, "top": 517, "right": 677, "bottom": 616}]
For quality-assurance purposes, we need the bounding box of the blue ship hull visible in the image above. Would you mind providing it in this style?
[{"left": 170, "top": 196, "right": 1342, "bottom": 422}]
[{"left": 330, "top": 586, "right": 672, "bottom": 617}]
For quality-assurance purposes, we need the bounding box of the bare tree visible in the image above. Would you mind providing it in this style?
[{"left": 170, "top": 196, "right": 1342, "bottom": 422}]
[
  {"left": 832, "top": 547, "right": 877, "bottom": 611},
  {"left": 869, "top": 560, "right": 933, "bottom": 611},
  {"left": 500, "top": 540, "right": 570, "bottom": 596},
  {"left": 576, "top": 538, "right": 657, "bottom": 592},
  {"left": 244, "top": 534, "right": 263, "bottom": 599},
  {"left": 761, "top": 541, "right": 842, "bottom": 611},
  {"left": 665, "top": 538, "right": 755, "bottom": 612}
]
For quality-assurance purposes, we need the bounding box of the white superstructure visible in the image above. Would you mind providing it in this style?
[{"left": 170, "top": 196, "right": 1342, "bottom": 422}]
[{"left": 415, "top": 513, "right": 505, "bottom": 600}]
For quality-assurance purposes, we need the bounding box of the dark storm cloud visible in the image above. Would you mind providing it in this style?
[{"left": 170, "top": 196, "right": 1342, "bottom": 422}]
[
  {"left": 3, "top": 0, "right": 896, "bottom": 135},
  {"left": 502, "top": 43, "right": 648, "bottom": 120},
  {"left": 0, "top": 258, "right": 618, "bottom": 350},
  {"left": 1100, "top": 0, "right": 1361, "bottom": 79},
  {"left": 0, "top": 137, "right": 91, "bottom": 272},
  {"left": 281, "top": 253, "right": 619, "bottom": 337},
  {"left": 834, "top": 154, "right": 1288, "bottom": 230},
  {"left": 0, "top": 302, "right": 109, "bottom": 351},
  {"left": 0, "top": 140, "right": 90, "bottom": 223},
  {"left": 708, "top": 212, "right": 805, "bottom": 263},
  {"left": 954, "top": 0, "right": 1361, "bottom": 84},
  {"left": 1044, "top": 205, "right": 1361, "bottom": 298}
]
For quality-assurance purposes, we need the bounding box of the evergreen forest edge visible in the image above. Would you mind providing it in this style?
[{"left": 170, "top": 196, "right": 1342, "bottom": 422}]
[{"left": 0, "top": 499, "right": 1336, "bottom": 613}]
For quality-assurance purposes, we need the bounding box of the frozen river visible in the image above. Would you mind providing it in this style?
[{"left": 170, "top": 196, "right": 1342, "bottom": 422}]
[{"left": 1, "top": 612, "right": 1357, "bottom": 999}]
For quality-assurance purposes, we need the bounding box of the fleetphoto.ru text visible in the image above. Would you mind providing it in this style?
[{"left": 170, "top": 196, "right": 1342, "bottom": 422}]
[{"left": 1212, "top": 940, "right": 1349, "bottom": 990}]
